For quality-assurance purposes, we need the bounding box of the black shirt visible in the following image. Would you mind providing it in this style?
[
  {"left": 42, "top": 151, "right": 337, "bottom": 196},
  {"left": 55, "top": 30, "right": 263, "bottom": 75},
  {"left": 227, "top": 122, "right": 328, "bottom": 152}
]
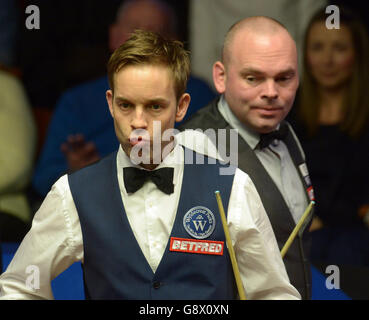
[{"left": 289, "top": 120, "right": 369, "bottom": 227}]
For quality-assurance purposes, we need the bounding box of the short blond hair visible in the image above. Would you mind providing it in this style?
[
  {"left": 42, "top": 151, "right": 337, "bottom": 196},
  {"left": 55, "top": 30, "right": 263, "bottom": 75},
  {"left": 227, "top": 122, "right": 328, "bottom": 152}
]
[{"left": 107, "top": 30, "right": 190, "bottom": 100}]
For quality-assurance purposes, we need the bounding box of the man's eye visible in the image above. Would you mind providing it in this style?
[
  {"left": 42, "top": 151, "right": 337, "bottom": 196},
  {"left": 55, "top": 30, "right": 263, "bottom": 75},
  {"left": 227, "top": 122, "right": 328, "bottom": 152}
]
[
  {"left": 118, "top": 102, "right": 131, "bottom": 109},
  {"left": 276, "top": 74, "right": 294, "bottom": 83},
  {"left": 150, "top": 104, "right": 161, "bottom": 110},
  {"left": 245, "top": 76, "right": 262, "bottom": 84}
]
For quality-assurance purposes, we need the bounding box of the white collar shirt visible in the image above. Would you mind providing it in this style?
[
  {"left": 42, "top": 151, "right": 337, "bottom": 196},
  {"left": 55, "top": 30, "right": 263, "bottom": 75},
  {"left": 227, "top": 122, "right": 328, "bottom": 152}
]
[
  {"left": 218, "top": 95, "right": 308, "bottom": 224},
  {"left": 0, "top": 141, "right": 300, "bottom": 300}
]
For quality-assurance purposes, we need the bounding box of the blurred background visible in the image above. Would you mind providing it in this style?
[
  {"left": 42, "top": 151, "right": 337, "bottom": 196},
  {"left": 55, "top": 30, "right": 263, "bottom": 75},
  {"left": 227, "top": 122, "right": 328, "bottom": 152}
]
[{"left": 4, "top": 0, "right": 368, "bottom": 154}]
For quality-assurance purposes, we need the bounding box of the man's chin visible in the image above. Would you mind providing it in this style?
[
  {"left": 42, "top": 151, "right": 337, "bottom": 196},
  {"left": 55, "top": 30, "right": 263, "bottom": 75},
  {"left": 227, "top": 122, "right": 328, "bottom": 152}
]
[
  {"left": 121, "top": 140, "right": 175, "bottom": 166},
  {"left": 246, "top": 120, "right": 278, "bottom": 134}
]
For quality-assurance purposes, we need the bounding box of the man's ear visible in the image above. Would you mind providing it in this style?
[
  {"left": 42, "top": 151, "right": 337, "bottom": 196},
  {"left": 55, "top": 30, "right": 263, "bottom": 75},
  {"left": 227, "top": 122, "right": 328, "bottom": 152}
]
[
  {"left": 175, "top": 93, "right": 191, "bottom": 123},
  {"left": 213, "top": 61, "right": 226, "bottom": 94},
  {"left": 106, "top": 90, "right": 114, "bottom": 118}
]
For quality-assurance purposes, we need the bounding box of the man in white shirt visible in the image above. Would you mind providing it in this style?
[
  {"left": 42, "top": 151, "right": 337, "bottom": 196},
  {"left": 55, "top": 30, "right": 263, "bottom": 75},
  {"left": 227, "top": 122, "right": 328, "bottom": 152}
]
[
  {"left": 180, "top": 16, "right": 314, "bottom": 299},
  {"left": 0, "top": 30, "right": 300, "bottom": 300}
]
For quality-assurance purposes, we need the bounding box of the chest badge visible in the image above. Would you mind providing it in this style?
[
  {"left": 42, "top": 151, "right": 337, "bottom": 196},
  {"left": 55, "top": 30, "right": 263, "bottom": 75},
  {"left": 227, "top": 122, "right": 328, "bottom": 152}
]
[{"left": 183, "top": 206, "right": 216, "bottom": 239}]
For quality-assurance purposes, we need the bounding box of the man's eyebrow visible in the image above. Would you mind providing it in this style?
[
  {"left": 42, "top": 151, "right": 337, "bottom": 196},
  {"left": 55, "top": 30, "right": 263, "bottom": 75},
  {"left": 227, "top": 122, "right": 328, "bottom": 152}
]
[
  {"left": 145, "top": 98, "right": 170, "bottom": 105},
  {"left": 240, "top": 68, "right": 264, "bottom": 76},
  {"left": 114, "top": 96, "right": 130, "bottom": 102},
  {"left": 277, "top": 68, "right": 296, "bottom": 76},
  {"left": 114, "top": 96, "right": 170, "bottom": 105},
  {"left": 240, "top": 67, "right": 296, "bottom": 77}
]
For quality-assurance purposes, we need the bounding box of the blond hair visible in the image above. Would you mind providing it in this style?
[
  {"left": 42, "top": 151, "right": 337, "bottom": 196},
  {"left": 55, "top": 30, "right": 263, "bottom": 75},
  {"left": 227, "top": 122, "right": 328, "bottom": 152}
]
[{"left": 107, "top": 30, "right": 190, "bottom": 100}]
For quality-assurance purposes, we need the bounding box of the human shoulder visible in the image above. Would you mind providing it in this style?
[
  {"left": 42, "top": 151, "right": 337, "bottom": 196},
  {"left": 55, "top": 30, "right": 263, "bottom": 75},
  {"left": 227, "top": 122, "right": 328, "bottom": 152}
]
[
  {"left": 233, "top": 167, "right": 257, "bottom": 191},
  {"left": 284, "top": 120, "right": 306, "bottom": 161},
  {"left": 179, "top": 97, "right": 223, "bottom": 130}
]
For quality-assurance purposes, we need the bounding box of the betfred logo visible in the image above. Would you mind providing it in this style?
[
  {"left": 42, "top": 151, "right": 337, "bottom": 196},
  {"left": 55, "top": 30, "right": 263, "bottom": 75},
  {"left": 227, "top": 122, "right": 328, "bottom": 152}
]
[{"left": 170, "top": 237, "right": 224, "bottom": 255}]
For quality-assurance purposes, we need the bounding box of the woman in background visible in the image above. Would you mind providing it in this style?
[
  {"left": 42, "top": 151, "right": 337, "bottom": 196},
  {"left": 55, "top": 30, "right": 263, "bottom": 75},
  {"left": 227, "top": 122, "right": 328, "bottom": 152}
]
[{"left": 290, "top": 7, "right": 369, "bottom": 267}]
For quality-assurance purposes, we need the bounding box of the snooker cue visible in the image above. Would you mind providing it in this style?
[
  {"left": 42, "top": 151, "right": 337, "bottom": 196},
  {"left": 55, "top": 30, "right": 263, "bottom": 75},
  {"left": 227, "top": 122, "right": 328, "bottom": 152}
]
[
  {"left": 280, "top": 201, "right": 315, "bottom": 259},
  {"left": 215, "top": 190, "right": 246, "bottom": 300}
]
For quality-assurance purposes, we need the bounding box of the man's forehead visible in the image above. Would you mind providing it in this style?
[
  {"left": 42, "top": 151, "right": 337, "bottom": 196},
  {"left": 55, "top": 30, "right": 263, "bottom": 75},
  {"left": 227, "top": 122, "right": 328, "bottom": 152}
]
[
  {"left": 111, "top": 64, "right": 176, "bottom": 97},
  {"left": 224, "top": 21, "right": 297, "bottom": 63},
  {"left": 234, "top": 29, "right": 295, "bottom": 51},
  {"left": 230, "top": 32, "right": 297, "bottom": 68}
]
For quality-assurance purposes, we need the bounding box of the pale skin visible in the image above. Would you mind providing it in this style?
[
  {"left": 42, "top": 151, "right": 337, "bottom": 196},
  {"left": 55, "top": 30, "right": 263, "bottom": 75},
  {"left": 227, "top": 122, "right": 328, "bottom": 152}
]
[
  {"left": 213, "top": 21, "right": 299, "bottom": 134},
  {"left": 106, "top": 64, "right": 190, "bottom": 170}
]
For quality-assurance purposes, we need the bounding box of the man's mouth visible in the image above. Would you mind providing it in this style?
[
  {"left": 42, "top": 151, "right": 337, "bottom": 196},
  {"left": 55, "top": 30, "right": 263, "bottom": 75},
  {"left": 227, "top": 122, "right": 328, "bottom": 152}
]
[
  {"left": 129, "top": 136, "right": 150, "bottom": 146},
  {"left": 252, "top": 105, "right": 283, "bottom": 115}
]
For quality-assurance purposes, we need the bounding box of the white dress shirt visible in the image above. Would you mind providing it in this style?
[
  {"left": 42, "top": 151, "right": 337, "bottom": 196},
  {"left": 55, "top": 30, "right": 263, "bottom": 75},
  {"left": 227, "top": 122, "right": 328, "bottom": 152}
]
[
  {"left": 0, "top": 142, "right": 300, "bottom": 300},
  {"left": 218, "top": 96, "right": 308, "bottom": 224}
]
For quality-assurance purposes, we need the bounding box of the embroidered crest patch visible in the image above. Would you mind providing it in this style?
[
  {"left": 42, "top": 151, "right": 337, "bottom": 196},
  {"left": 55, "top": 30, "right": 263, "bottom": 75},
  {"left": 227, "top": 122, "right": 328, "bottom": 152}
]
[{"left": 183, "top": 206, "right": 216, "bottom": 239}]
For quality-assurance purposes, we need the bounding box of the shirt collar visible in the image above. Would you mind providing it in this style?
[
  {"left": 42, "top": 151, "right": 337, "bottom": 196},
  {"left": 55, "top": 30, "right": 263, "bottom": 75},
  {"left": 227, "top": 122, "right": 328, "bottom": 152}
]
[
  {"left": 117, "top": 137, "right": 183, "bottom": 187},
  {"left": 217, "top": 95, "right": 260, "bottom": 150}
]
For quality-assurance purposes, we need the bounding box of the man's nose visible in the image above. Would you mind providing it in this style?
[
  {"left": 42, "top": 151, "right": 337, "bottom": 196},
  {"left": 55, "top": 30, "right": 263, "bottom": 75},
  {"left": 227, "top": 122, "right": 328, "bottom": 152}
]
[
  {"left": 131, "top": 108, "right": 148, "bottom": 129},
  {"left": 261, "top": 79, "right": 278, "bottom": 100}
]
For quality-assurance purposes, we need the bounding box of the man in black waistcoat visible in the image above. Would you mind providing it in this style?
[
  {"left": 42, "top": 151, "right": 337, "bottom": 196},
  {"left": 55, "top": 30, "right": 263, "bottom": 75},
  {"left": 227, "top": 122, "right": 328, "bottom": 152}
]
[{"left": 180, "top": 16, "right": 314, "bottom": 299}]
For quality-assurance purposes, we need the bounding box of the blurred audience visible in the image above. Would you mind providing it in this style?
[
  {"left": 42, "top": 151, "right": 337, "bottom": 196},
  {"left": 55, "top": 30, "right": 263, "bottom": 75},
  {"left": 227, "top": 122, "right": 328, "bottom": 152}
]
[
  {"left": 289, "top": 7, "right": 369, "bottom": 267},
  {"left": 189, "top": 0, "right": 327, "bottom": 87},
  {"left": 0, "top": 70, "right": 37, "bottom": 242},
  {"left": 31, "top": 0, "right": 215, "bottom": 198}
]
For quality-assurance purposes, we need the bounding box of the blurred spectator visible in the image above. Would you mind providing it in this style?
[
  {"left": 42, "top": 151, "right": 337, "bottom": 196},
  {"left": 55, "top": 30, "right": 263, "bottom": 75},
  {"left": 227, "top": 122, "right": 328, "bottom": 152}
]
[
  {"left": 289, "top": 7, "right": 369, "bottom": 267},
  {"left": 31, "top": 0, "right": 215, "bottom": 198},
  {"left": 189, "top": 0, "right": 327, "bottom": 88},
  {"left": 0, "top": 70, "right": 36, "bottom": 242}
]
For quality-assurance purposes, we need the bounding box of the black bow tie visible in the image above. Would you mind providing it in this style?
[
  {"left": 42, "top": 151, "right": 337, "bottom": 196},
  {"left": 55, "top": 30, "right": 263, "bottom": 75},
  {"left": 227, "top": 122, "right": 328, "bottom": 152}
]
[
  {"left": 258, "top": 124, "right": 289, "bottom": 149},
  {"left": 123, "top": 167, "right": 174, "bottom": 194}
]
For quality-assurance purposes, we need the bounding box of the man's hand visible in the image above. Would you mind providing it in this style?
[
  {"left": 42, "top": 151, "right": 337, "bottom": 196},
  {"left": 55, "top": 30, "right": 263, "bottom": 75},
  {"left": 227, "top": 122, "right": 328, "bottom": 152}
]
[
  {"left": 61, "top": 134, "right": 100, "bottom": 173},
  {"left": 309, "top": 216, "right": 323, "bottom": 232}
]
